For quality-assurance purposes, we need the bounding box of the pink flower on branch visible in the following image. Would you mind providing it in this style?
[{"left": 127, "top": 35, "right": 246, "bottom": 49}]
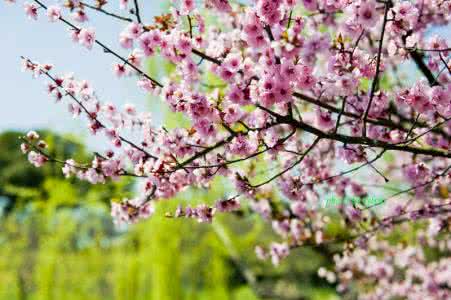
[
  {"left": 46, "top": 5, "right": 61, "bottom": 22},
  {"left": 78, "top": 27, "right": 95, "bottom": 50},
  {"left": 24, "top": 2, "right": 38, "bottom": 20}
]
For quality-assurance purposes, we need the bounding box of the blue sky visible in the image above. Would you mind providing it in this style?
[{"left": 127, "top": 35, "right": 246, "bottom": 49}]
[{"left": 0, "top": 1, "right": 164, "bottom": 149}]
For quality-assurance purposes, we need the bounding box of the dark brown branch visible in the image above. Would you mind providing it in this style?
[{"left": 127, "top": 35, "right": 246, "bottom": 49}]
[
  {"left": 80, "top": 2, "right": 133, "bottom": 22},
  {"left": 191, "top": 48, "right": 223, "bottom": 65},
  {"left": 396, "top": 116, "right": 451, "bottom": 146},
  {"left": 410, "top": 50, "right": 440, "bottom": 86},
  {"left": 294, "top": 92, "right": 449, "bottom": 139},
  {"left": 362, "top": 2, "right": 390, "bottom": 137},
  {"left": 404, "top": 113, "right": 421, "bottom": 142},
  {"left": 187, "top": 15, "right": 193, "bottom": 39},
  {"left": 263, "top": 25, "right": 281, "bottom": 64},
  {"left": 132, "top": 0, "right": 142, "bottom": 23},
  {"left": 177, "top": 137, "right": 233, "bottom": 169},
  {"left": 334, "top": 97, "right": 347, "bottom": 133},
  {"left": 257, "top": 105, "right": 451, "bottom": 158},
  {"left": 439, "top": 53, "right": 451, "bottom": 74},
  {"left": 405, "top": 47, "right": 451, "bottom": 53}
]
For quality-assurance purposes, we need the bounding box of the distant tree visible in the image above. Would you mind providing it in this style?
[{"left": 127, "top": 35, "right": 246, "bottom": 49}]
[{"left": 0, "top": 130, "right": 134, "bottom": 212}]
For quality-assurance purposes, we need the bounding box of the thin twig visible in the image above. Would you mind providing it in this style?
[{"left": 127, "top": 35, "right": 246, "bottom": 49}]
[
  {"left": 80, "top": 2, "right": 133, "bottom": 22},
  {"left": 132, "top": 0, "right": 142, "bottom": 23},
  {"left": 251, "top": 137, "right": 321, "bottom": 188},
  {"left": 362, "top": 2, "right": 390, "bottom": 137}
]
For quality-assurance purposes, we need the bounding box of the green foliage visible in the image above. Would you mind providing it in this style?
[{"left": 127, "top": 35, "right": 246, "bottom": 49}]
[
  {"left": 0, "top": 130, "right": 134, "bottom": 211},
  {"left": 0, "top": 196, "right": 339, "bottom": 300}
]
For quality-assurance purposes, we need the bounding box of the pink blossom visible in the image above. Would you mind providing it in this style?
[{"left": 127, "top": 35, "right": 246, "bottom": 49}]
[
  {"left": 113, "top": 64, "right": 126, "bottom": 77},
  {"left": 137, "top": 78, "right": 156, "bottom": 93},
  {"left": 269, "top": 242, "right": 289, "bottom": 266},
  {"left": 78, "top": 28, "right": 95, "bottom": 50},
  {"left": 338, "top": 145, "right": 366, "bottom": 164},
  {"left": 255, "top": 246, "right": 268, "bottom": 260},
  {"left": 24, "top": 2, "right": 38, "bottom": 20},
  {"left": 206, "top": 0, "right": 231, "bottom": 12},
  {"left": 431, "top": 86, "right": 451, "bottom": 107},
  {"left": 404, "top": 163, "right": 430, "bottom": 185},
  {"left": 357, "top": 1, "right": 378, "bottom": 28},
  {"left": 111, "top": 198, "right": 154, "bottom": 226},
  {"left": 119, "top": 0, "right": 129, "bottom": 10},
  {"left": 316, "top": 108, "right": 334, "bottom": 130},
  {"left": 46, "top": 5, "right": 61, "bottom": 22},
  {"left": 181, "top": 0, "right": 195, "bottom": 15},
  {"left": 26, "top": 130, "right": 39, "bottom": 140},
  {"left": 215, "top": 197, "right": 240, "bottom": 212},
  {"left": 402, "top": 81, "right": 434, "bottom": 113},
  {"left": 223, "top": 103, "right": 244, "bottom": 123},
  {"left": 124, "top": 103, "right": 136, "bottom": 115},
  {"left": 256, "top": 0, "right": 283, "bottom": 25},
  {"left": 28, "top": 151, "right": 47, "bottom": 167},
  {"left": 70, "top": 29, "right": 80, "bottom": 43},
  {"left": 62, "top": 159, "right": 77, "bottom": 177},
  {"left": 227, "top": 85, "right": 248, "bottom": 105},
  {"left": 138, "top": 32, "right": 156, "bottom": 57},
  {"left": 72, "top": 10, "right": 88, "bottom": 23},
  {"left": 119, "top": 33, "right": 133, "bottom": 49},
  {"left": 126, "top": 22, "right": 143, "bottom": 39},
  {"left": 223, "top": 53, "right": 242, "bottom": 72},
  {"left": 392, "top": 1, "right": 419, "bottom": 29},
  {"left": 194, "top": 118, "right": 216, "bottom": 137},
  {"left": 428, "top": 35, "right": 449, "bottom": 56},
  {"left": 128, "top": 49, "right": 143, "bottom": 67},
  {"left": 302, "top": 0, "right": 317, "bottom": 11},
  {"left": 20, "top": 143, "right": 30, "bottom": 153},
  {"left": 229, "top": 133, "right": 259, "bottom": 156}
]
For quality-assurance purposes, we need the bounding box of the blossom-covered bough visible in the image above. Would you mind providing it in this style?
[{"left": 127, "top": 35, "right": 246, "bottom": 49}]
[{"left": 6, "top": 0, "right": 451, "bottom": 297}]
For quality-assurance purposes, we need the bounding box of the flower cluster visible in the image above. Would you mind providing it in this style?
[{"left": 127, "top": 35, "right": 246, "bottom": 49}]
[
  {"left": 170, "top": 196, "right": 241, "bottom": 223},
  {"left": 111, "top": 197, "right": 154, "bottom": 226},
  {"left": 327, "top": 211, "right": 451, "bottom": 299}
]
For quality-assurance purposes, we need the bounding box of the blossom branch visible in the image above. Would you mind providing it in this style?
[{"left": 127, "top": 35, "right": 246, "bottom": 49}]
[
  {"left": 23, "top": 57, "right": 157, "bottom": 160},
  {"left": 258, "top": 105, "right": 451, "bottom": 158},
  {"left": 31, "top": 0, "right": 163, "bottom": 87}
]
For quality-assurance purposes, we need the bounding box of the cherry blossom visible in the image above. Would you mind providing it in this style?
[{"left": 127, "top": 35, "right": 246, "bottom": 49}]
[
  {"left": 78, "top": 28, "right": 95, "bottom": 50},
  {"left": 46, "top": 5, "right": 60, "bottom": 22},
  {"left": 24, "top": 2, "right": 38, "bottom": 20},
  {"left": 111, "top": 197, "right": 154, "bottom": 226}
]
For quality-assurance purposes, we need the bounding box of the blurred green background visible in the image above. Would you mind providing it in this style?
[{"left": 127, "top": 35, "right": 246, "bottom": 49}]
[{"left": 0, "top": 130, "right": 339, "bottom": 300}]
